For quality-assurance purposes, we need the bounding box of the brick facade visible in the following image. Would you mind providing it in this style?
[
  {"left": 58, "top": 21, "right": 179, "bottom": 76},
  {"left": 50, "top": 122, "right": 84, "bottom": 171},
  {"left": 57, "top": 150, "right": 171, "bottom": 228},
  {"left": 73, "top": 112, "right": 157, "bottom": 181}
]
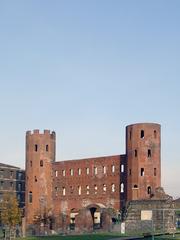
[{"left": 25, "top": 123, "right": 161, "bottom": 232}]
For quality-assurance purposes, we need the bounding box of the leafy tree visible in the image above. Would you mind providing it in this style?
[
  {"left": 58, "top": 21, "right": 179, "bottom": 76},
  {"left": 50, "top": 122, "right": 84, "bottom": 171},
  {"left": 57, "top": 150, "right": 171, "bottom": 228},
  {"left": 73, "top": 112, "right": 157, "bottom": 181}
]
[{"left": 0, "top": 193, "right": 21, "bottom": 239}]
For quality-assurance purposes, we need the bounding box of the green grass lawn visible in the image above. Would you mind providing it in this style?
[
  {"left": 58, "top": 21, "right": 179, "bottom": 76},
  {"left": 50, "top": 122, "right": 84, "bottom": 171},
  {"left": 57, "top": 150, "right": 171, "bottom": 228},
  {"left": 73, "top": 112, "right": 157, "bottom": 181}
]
[
  {"left": 17, "top": 232, "right": 180, "bottom": 240},
  {"left": 18, "top": 232, "right": 125, "bottom": 240}
]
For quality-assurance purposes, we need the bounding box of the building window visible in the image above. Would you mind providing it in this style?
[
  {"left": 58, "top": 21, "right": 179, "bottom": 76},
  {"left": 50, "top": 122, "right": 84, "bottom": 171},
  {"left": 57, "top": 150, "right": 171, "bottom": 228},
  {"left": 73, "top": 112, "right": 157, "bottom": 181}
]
[
  {"left": 62, "top": 170, "right": 65, "bottom": 176},
  {"left": 94, "top": 185, "right": 97, "bottom": 194},
  {"left": 40, "top": 160, "right": 43, "bottom": 167},
  {"left": 17, "top": 194, "right": 21, "bottom": 201},
  {"left": 86, "top": 185, "right": 89, "bottom": 195},
  {"left": 46, "top": 145, "right": 49, "bottom": 152},
  {"left": 111, "top": 183, "right": 115, "bottom": 192},
  {"left": 0, "top": 181, "right": 3, "bottom": 190},
  {"left": 30, "top": 161, "right": 32, "bottom": 167},
  {"left": 0, "top": 170, "right": 4, "bottom": 178},
  {"left": 120, "top": 183, "right": 124, "bottom": 193},
  {"left": 86, "top": 167, "right": 90, "bottom": 175},
  {"left": 148, "top": 149, "right": 151, "bottom": 158},
  {"left": 141, "top": 168, "right": 144, "bottom": 176},
  {"left": 55, "top": 170, "right": 58, "bottom": 177},
  {"left": 103, "top": 166, "right": 106, "bottom": 174},
  {"left": 94, "top": 167, "right": 97, "bottom": 175},
  {"left": 70, "top": 186, "right": 73, "bottom": 194},
  {"left": 154, "top": 130, "right": 157, "bottom": 138},
  {"left": 154, "top": 168, "right": 157, "bottom": 176},
  {"left": 63, "top": 187, "right": 66, "bottom": 196},
  {"left": 121, "top": 164, "right": 124, "bottom": 173},
  {"left": 112, "top": 165, "right": 115, "bottom": 173},
  {"left": 134, "top": 185, "right": 138, "bottom": 188},
  {"left": 10, "top": 171, "right": 13, "bottom": 178},
  {"left": 129, "top": 169, "right": 131, "bottom": 176},
  {"left": 78, "top": 186, "right": 81, "bottom": 195},
  {"left": 70, "top": 169, "right": 73, "bottom": 176},
  {"left": 18, "top": 172, "right": 22, "bottom": 180},
  {"left": 10, "top": 182, "right": 13, "bottom": 189},
  {"left": 135, "top": 149, "right": 137, "bottom": 157},
  {"left": 147, "top": 186, "right": 151, "bottom": 194},
  {"left": 35, "top": 144, "right": 38, "bottom": 152},
  {"left": 141, "top": 130, "right": 144, "bottom": 139},
  {"left": 103, "top": 184, "right": 107, "bottom": 192},
  {"left": 29, "top": 191, "right": 32, "bottom": 203},
  {"left": 35, "top": 176, "right": 37, "bottom": 182},
  {"left": 18, "top": 183, "right": 22, "bottom": 191},
  {"left": 78, "top": 168, "right": 81, "bottom": 175}
]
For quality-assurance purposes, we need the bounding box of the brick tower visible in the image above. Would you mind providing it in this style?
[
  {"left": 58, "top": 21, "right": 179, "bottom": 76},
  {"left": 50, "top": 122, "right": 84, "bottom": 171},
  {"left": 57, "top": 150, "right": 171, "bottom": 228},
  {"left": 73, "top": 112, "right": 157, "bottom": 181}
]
[
  {"left": 126, "top": 123, "right": 161, "bottom": 200},
  {"left": 25, "top": 130, "right": 56, "bottom": 226}
]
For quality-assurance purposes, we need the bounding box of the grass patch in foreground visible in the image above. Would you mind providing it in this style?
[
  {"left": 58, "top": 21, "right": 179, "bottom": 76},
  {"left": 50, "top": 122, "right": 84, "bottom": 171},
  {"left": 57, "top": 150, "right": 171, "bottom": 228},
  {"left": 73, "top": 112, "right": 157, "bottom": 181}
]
[{"left": 18, "top": 232, "right": 125, "bottom": 240}]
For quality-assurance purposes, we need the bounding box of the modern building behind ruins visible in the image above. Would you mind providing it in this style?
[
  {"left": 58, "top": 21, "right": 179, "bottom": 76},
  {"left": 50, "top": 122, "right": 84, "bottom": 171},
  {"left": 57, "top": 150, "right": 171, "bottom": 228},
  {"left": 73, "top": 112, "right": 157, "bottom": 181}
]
[
  {"left": 0, "top": 163, "right": 25, "bottom": 208},
  {"left": 25, "top": 123, "right": 161, "bottom": 232}
]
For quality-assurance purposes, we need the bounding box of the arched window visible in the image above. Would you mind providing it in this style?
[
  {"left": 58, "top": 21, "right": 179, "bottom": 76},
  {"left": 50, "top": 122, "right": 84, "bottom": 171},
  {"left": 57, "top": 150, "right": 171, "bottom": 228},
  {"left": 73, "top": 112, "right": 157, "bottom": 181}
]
[
  {"left": 141, "top": 168, "right": 144, "bottom": 176},
  {"left": 120, "top": 183, "right": 124, "bottom": 193},
  {"left": 112, "top": 165, "right": 115, "bottom": 173},
  {"left": 35, "top": 144, "right": 38, "bottom": 152},
  {"left": 141, "top": 130, "right": 144, "bottom": 138},
  {"left": 62, "top": 170, "right": 65, "bottom": 176},
  {"left": 148, "top": 149, "right": 151, "bottom": 158},
  {"left": 78, "top": 168, "right": 81, "bottom": 175},
  {"left": 62, "top": 187, "right": 66, "bottom": 196},
  {"left": 103, "top": 184, "right": 107, "bottom": 192},
  {"left": 135, "top": 149, "right": 137, "bottom": 157},
  {"left": 86, "top": 185, "right": 89, "bottom": 195},
  {"left": 78, "top": 186, "right": 81, "bottom": 195},
  {"left": 134, "top": 184, "right": 138, "bottom": 188},
  {"left": 29, "top": 191, "right": 32, "bottom": 203},
  {"left": 86, "top": 167, "right": 90, "bottom": 175},
  {"left": 70, "top": 169, "right": 73, "bottom": 176},
  {"left": 40, "top": 160, "right": 43, "bottom": 167},
  {"left": 46, "top": 144, "right": 49, "bottom": 152},
  {"left": 147, "top": 186, "right": 151, "bottom": 194},
  {"left": 94, "top": 184, "right": 97, "bottom": 194},
  {"left": 111, "top": 183, "right": 115, "bottom": 192}
]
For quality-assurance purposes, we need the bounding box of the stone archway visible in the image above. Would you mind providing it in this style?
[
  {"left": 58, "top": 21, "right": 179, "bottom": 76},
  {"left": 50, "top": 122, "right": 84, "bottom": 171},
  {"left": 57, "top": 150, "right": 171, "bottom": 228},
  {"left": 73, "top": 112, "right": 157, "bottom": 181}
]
[{"left": 86, "top": 203, "right": 105, "bottom": 230}]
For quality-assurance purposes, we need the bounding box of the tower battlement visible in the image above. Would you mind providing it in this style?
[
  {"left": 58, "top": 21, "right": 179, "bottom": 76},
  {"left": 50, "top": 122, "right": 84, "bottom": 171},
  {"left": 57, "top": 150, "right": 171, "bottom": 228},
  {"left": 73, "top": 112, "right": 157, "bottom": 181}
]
[{"left": 26, "top": 129, "right": 56, "bottom": 137}]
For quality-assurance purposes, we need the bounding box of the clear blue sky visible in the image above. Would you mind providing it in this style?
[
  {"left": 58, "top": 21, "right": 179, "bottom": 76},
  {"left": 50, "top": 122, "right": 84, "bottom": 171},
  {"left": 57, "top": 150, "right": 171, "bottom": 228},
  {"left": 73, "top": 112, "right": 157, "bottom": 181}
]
[{"left": 0, "top": 1, "right": 179, "bottom": 197}]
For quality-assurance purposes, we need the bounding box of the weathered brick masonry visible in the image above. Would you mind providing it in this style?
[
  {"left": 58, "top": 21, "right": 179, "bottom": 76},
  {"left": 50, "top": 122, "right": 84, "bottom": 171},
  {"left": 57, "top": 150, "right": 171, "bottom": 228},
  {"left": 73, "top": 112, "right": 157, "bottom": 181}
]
[{"left": 25, "top": 123, "right": 161, "bottom": 232}]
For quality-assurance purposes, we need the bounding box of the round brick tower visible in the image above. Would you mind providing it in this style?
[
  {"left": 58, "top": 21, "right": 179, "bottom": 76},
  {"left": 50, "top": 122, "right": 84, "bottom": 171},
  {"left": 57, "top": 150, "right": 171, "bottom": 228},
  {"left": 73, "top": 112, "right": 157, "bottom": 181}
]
[
  {"left": 126, "top": 123, "right": 161, "bottom": 200},
  {"left": 25, "top": 130, "right": 56, "bottom": 227}
]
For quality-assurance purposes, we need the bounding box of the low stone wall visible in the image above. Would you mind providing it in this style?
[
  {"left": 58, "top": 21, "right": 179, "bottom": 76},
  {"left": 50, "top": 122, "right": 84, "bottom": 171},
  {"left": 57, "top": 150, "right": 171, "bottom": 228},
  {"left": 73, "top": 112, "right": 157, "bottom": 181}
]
[{"left": 124, "top": 200, "right": 175, "bottom": 234}]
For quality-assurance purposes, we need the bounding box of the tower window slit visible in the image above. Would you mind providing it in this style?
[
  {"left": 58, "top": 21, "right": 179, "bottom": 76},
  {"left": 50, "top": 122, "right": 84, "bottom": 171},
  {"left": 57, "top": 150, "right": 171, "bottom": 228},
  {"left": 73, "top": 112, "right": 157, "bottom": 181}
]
[
  {"left": 148, "top": 149, "right": 151, "bottom": 157},
  {"left": 35, "top": 144, "right": 38, "bottom": 152},
  {"left": 141, "top": 130, "right": 144, "bottom": 138}
]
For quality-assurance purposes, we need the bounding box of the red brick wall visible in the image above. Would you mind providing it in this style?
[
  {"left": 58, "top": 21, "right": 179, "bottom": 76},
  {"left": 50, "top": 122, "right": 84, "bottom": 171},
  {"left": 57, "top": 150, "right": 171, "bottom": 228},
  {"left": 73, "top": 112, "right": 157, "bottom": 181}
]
[
  {"left": 25, "top": 130, "right": 56, "bottom": 225},
  {"left": 52, "top": 155, "right": 127, "bottom": 216},
  {"left": 126, "top": 123, "right": 161, "bottom": 200}
]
